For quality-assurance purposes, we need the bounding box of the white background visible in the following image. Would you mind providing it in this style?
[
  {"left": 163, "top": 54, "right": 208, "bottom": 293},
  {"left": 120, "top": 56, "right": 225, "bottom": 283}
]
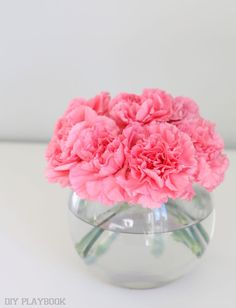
[{"left": 0, "top": 0, "right": 236, "bottom": 146}]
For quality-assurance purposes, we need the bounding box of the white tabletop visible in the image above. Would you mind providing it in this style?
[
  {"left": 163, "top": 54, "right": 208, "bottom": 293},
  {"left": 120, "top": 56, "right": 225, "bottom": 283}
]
[{"left": 0, "top": 142, "right": 235, "bottom": 308}]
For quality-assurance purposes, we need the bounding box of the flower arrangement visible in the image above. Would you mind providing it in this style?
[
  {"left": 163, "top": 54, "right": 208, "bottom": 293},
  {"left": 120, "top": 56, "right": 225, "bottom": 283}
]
[{"left": 46, "top": 88, "right": 228, "bottom": 208}]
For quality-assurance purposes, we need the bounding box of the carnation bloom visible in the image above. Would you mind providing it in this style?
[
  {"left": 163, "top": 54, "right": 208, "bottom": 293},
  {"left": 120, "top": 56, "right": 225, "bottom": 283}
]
[
  {"left": 45, "top": 92, "right": 110, "bottom": 186},
  {"left": 108, "top": 93, "right": 141, "bottom": 128},
  {"left": 108, "top": 89, "right": 173, "bottom": 128},
  {"left": 45, "top": 119, "right": 77, "bottom": 187},
  {"left": 169, "top": 96, "right": 199, "bottom": 122},
  {"left": 45, "top": 106, "right": 98, "bottom": 186},
  {"left": 177, "top": 118, "right": 229, "bottom": 190},
  {"left": 68, "top": 116, "right": 127, "bottom": 205},
  {"left": 117, "top": 122, "right": 197, "bottom": 207},
  {"left": 68, "top": 92, "right": 110, "bottom": 116},
  {"left": 136, "top": 88, "right": 173, "bottom": 123}
]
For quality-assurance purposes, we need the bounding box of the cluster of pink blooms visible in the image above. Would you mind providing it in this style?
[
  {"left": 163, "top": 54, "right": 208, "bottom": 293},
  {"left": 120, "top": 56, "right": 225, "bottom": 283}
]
[{"left": 46, "top": 89, "right": 228, "bottom": 207}]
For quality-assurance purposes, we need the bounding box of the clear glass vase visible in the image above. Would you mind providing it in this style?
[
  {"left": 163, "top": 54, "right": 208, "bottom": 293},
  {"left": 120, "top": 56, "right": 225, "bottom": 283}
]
[{"left": 68, "top": 186, "right": 215, "bottom": 289}]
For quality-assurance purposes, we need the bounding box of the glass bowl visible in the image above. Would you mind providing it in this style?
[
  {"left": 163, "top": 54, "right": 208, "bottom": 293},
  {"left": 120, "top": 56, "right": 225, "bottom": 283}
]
[{"left": 68, "top": 186, "right": 215, "bottom": 289}]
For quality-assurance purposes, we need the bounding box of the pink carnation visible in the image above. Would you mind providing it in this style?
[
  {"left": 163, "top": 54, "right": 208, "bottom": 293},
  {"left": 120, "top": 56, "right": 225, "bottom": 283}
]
[
  {"left": 45, "top": 120, "right": 76, "bottom": 187},
  {"left": 68, "top": 116, "right": 127, "bottom": 205},
  {"left": 45, "top": 106, "right": 98, "bottom": 186},
  {"left": 137, "top": 88, "right": 173, "bottom": 123},
  {"left": 108, "top": 93, "right": 141, "bottom": 128},
  {"left": 45, "top": 92, "right": 110, "bottom": 186},
  {"left": 108, "top": 89, "right": 173, "bottom": 128},
  {"left": 117, "top": 122, "right": 197, "bottom": 207},
  {"left": 169, "top": 96, "right": 199, "bottom": 122},
  {"left": 177, "top": 118, "right": 229, "bottom": 190},
  {"left": 67, "top": 92, "right": 110, "bottom": 116}
]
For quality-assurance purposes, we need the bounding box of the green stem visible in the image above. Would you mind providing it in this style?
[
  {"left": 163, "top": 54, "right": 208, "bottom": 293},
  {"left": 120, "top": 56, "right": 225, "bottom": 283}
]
[
  {"left": 168, "top": 203, "right": 209, "bottom": 257},
  {"left": 75, "top": 203, "right": 129, "bottom": 259},
  {"left": 168, "top": 200, "right": 210, "bottom": 238},
  {"left": 76, "top": 227, "right": 104, "bottom": 258},
  {"left": 195, "top": 221, "right": 209, "bottom": 243}
]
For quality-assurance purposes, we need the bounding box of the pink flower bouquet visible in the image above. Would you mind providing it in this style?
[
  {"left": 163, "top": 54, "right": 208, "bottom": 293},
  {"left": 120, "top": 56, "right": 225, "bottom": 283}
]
[
  {"left": 46, "top": 88, "right": 229, "bottom": 288},
  {"left": 46, "top": 88, "right": 228, "bottom": 208}
]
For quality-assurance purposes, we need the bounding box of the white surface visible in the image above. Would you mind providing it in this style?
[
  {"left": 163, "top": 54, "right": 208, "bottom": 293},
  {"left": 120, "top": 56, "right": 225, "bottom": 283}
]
[
  {"left": 0, "top": 1, "right": 236, "bottom": 146},
  {"left": 0, "top": 142, "right": 235, "bottom": 308}
]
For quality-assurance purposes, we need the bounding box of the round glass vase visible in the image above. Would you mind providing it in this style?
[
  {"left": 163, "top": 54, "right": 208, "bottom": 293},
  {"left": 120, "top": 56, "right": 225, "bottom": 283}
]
[{"left": 68, "top": 186, "right": 215, "bottom": 289}]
